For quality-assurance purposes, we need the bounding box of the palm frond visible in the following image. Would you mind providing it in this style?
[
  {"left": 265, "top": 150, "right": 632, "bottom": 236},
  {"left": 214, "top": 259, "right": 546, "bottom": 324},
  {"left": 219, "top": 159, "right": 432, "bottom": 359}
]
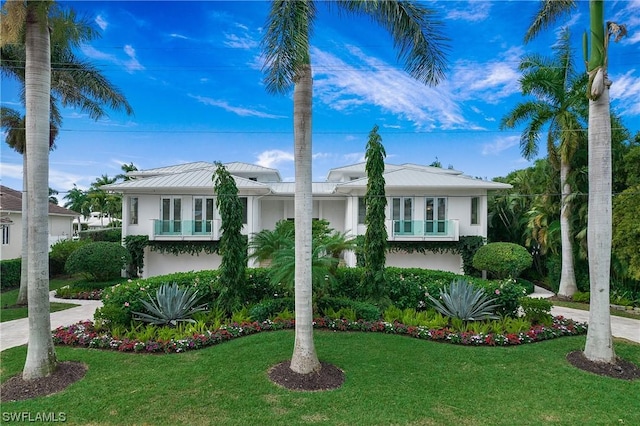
[{"left": 524, "top": 0, "right": 576, "bottom": 43}]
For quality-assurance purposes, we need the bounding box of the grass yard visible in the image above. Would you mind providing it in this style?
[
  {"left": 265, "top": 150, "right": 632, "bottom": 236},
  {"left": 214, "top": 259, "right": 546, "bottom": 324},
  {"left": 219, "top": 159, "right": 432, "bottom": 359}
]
[
  {"left": 0, "top": 277, "right": 80, "bottom": 323},
  {"left": 1, "top": 332, "right": 639, "bottom": 425}
]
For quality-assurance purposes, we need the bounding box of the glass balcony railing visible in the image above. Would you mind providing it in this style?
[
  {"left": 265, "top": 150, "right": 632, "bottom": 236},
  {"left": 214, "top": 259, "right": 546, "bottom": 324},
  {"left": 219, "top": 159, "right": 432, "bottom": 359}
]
[
  {"left": 391, "top": 219, "right": 457, "bottom": 238},
  {"left": 153, "top": 220, "right": 214, "bottom": 236}
]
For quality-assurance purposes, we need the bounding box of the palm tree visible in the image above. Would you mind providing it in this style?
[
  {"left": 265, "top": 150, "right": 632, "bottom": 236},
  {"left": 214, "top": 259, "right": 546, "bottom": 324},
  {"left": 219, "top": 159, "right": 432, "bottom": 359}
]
[
  {"left": 261, "top": 0, "right": 447, "bottom": 375},
  {"left": 0, "top": 106, "right": 58, "bottom": 306},
  {"left": 2, "top": 4, "right": 133, "bottom": 307},
  {"left": 501, "top": 28, "right": 587, "bottom": 298},
  {"left": 116, "top": 162, "right": 138, "bottom": 182},
  {"left": 1, "top": 0, "right": 132, "bottom": 380},
  {"left": 63, "top": 184, "right": 90, "bottom": 216},
  {"left": 525, "top": 0, "right": 627, "bottom": 363}
]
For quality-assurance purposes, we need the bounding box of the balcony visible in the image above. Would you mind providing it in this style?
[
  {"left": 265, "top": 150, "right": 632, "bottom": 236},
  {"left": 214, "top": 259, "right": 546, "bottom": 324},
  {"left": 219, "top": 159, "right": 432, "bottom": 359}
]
[
  {"left": 150, "top": 219, "right": 221, "bottom": 240},
  {"left": 387, "top": 219, "right": 459, "bottom": 241}
]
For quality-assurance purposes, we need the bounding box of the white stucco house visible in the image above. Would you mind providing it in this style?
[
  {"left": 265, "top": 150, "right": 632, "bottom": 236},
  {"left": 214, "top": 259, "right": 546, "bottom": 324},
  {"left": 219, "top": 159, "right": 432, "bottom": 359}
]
[
  {"left": 103, "top": 161, "right": 511, "bottom": 278},
  {"left": 0, "top": 185, "right": 79, "bottom": 260}
]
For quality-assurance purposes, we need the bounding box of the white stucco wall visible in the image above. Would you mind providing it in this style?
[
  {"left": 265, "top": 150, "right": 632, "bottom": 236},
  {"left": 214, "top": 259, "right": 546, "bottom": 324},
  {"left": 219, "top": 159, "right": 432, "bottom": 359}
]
[
  {"left": 143, "top": 248, "right": 222, "bottom": 278},
  {"left": 386, "top": 251, "right": 463, "bottom": 274},
  {"left": 1, "top": 213, "right": 74, "bottom": 260}
]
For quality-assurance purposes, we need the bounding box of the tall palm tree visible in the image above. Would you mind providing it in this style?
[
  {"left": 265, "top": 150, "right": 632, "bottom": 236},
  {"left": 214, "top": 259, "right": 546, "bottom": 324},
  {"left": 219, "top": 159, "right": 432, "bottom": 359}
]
[
  {"left": 261, "top": 0, "right": 447, "bottom": 375},
  {"left": 0, "top": 106, "right": 57, "bottom": 306},
  {"left": 525, "top": 0, "right": 627, "bottom": 363},
  {"left": 501, "top": 28, "right": 587, "bottom": 298},
  {"left": 2, "top": 4, "right": 133, "bottom": 307},
  {"left": 1, "top": 0, "right": 132, "bottom": 380}
]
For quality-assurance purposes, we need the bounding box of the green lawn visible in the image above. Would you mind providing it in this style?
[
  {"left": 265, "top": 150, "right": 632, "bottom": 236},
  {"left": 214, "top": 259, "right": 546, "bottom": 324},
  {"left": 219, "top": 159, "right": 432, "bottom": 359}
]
[
  {"left": 2, "top": 332, "right": 639, "bottom": 425},
  {"left": 0, "top": 277, "right": 80, "bottom": 323}
]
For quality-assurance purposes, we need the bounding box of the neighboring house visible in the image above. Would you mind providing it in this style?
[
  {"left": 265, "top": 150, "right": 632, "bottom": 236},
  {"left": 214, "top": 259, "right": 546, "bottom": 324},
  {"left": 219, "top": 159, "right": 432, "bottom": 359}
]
[
  {"left": 73, "top": 211, "right": 121, "bottom": 232},
  {"left": 103, "top": 161, "right": 511, "bottom": 278},
  {"left": 0, "top": 185, "right": 79, "bottom": 260}
]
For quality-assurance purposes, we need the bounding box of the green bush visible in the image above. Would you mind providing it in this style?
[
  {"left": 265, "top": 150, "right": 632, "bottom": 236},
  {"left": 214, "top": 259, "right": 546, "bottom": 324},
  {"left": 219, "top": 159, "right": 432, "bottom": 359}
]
[
  {"left": 572, "top": 291, "right": 590, "bottom": 303},
  {"left": 546, "top": 254, "right": 590, "bottom": 293},
  {"left": 49, "top": 239, "right": 90, "bottom": 276},
  {"left": 65, "top": 241, "right": 131, "bottom": 282},
  {"left": 472, "top": 243, "right": 533, "bottom": 279},
  {"left": 316, "top": 297, "right": 381, "bottom": 321},
  {"left": 519, "top": 297, "right": 553, "bottom": 325},
  {"left": 249, "top": 298, "right": 295, "bottom": 322},
  {"left": 1, "top": 258, "right": 21, "bottom": 291},
  {"left": 79, "top": 227, "right": 122, "bottom": 242}
]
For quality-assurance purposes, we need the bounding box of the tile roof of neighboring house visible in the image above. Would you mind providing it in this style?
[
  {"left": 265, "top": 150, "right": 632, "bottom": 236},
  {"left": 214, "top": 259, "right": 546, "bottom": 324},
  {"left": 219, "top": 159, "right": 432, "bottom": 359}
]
[
  {"left": 0, "top": 186, "right": 79, "bottom": 216},
  {"left": 103, "top": 169, "right": 272, "bottom": 192}
]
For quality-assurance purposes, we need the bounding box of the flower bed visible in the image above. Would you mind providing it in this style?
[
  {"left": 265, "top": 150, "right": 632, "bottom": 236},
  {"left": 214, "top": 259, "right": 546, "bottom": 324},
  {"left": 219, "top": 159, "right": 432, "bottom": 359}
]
[
  {"left": 55, "top": 289, "right": 103, "bottom": 300},
  {"left": 52, "top": 316, "right": 587, "bottom": 354}
]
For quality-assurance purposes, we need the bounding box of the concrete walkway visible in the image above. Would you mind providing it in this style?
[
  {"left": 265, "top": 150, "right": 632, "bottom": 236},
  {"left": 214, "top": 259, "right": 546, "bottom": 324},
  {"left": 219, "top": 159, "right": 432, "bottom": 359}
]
[
  {"left": 1, "top": 287, "right": 637, "bottom": 352},
  {"left": 531, "top": 286, "right": 639, "bottom": 344},
  {"left": 0, "top": 291, "right": 102, "bottom": 352}
]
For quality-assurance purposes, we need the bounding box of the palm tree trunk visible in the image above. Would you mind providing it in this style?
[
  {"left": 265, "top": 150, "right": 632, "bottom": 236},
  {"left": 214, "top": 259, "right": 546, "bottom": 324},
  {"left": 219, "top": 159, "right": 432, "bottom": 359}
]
[
  {"left": 558, "top": 160, "right": 577, "bottom": 297},
  {"left": 583, "top": 0, "right": 615, "bottom": 364},
  {"left": 17, "top": 152, "right": 29, "bottom": 306},
  {"left": 290, "top": 63, "right": 320, "bottom": 375},
  {"left": 584, "top": 86, "right": 615, "bottom": 362},
  {"left": 23, "top": 3, "right": 57, "bottom": 380}
]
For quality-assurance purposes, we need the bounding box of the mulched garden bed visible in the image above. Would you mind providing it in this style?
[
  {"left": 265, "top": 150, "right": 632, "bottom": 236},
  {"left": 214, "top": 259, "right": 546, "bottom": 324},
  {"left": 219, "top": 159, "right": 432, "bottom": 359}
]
[
  {"left": 567, "top": 351, "right": 640, "bottom": 380},
  {"left": 269, "top": 361, "right": 345, "bottom": 391},
  {"left": 0, "top": 361, "right": 87, "bottom": 402}
]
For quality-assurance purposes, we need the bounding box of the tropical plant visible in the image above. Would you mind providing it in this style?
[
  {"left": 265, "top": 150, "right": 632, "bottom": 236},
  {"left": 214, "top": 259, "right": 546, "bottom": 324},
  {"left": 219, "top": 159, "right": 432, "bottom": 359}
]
[
  {"left": 1, "top": 2, "right": 132, "bottom": 313},
  {"left": 427, "top": 279, "right": 499, "bottom": 322},
  {"left": 361, "top": 124, "right": 388, "bottom": 301},
  {"left": 213, "top": 162, "right": 248, "bottom": 313},
  {"left": 65, "top": 241, "right": 131, "bottom": 282},
  {"left": 132, "top": 282, "right": 206, "bottom": 327},
  {"left": 612, "top": 185, "right": 640, "bottom": 281},
  {"left": 472, "top": 242, "right": 533, "bottom": 279},
  {"left": 501, "top": 28, "right": 587, "bottom": 297},
  {"left": 261, "top": 0, "right": 447, "bottom": 375},
  {"left": 525, "top": 0, "right": 627, "bottom": 364}
]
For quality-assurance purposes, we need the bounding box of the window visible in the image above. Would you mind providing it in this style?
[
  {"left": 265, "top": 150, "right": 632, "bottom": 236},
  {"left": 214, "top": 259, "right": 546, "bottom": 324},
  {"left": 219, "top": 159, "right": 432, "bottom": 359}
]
[
  {"left": 129, "top": 197, "right": 138, "bottom": 225},
  {"left": 160, "top": 197, "right": 181, "bottom": 233},
  {"left": 193, "top": 197, "right": 214, "bottom": 233},
  {"left": 471, "top": 197, "right": 479, "bottom": 225},
  {"left": 240, "top": 197, "right": 248, "bottom": 224},
  {"left": 358, "top": 197, "right": 366, "bottom": 225},
  {"left": 1, "top": 226, "right": 9, "bottom": 245},
  {"left": 392, "top": 197, "right": 413, "bottom": 234},
  {"left": 425, "top": 197, "right": 447, "bottom": 234}
]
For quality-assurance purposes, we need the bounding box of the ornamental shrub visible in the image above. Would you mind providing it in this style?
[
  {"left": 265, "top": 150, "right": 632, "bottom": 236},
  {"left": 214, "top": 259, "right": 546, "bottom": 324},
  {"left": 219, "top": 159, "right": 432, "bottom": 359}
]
[
  {"left": 472, "top": 242, "right": 533, "bottom": 279},
  {"left": 519, "top": 297, "right": 553, "bottom": 326},
  {"left": 50, "top": 239, "right": 90, "bottom": 276},
  {"left": 79, "top": 227, "right": 122, "bottom": 242},
  {"left": 0, "top": 258, "right": 21, "bottom": 291},
  {"left": 65, "top": 241, "right": 131, "bottom": 282}
]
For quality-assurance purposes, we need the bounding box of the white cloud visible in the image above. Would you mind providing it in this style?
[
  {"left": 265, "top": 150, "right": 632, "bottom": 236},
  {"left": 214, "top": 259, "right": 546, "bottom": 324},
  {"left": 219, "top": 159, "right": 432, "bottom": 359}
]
[
  {"left": 311, "top": 45, "right": 467, "bottom": 130},
  {"left": 342, "top": 152, "right": 365, "bottom": 164},
  {"left": 169, "top": 33, "right": 189, "bottom": 40},
  {"left": 0, "top": 163, "right": 23, "bottom": 180},
  {"left": 224, "top": 33, "right": 258, "bottom": 49},
  {"left": 189, "top": 95, "right": 286, "bottom": 119},
  {"left": 445, "top": 1, "right": 492, "bottom": 22},
  {"left": 0, "top": 162, "right": 89, "bottom": 191},
  {"left": 80, "top": 44, "right": 145, "bottom": 74},
  {"left": 482, "top": 136, "right": 520, "bottom": 156},
  {"left": 610, "top": 70, "right": 640, "bottom": 115},
  {"left": 451, "top": 46, "right": 523, "bottom": 104},
  {"left": 255, "top": 150, "right": 294, "bottom": 168},
  {"left": 123, "top": 45, "right": 144, "bottom": 73},
  {"left": 95, "top": 15, "right": 108, "bottom": 31}
]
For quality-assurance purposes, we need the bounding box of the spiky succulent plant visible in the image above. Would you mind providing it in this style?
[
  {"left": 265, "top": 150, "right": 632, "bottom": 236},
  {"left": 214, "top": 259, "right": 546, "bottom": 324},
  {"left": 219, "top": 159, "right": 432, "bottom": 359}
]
[
  {"left": 133, "top": 282, "right": 206, "bottom": 326},
  {"left": 428, "top": 279, "right": 499, "bottom": 321}
]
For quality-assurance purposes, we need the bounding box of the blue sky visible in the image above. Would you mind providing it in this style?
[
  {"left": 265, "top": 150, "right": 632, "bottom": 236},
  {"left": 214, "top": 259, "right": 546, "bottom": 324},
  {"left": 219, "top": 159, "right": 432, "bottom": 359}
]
[{"left": 1, "top": 0, "right": 639, "bottom": 199}]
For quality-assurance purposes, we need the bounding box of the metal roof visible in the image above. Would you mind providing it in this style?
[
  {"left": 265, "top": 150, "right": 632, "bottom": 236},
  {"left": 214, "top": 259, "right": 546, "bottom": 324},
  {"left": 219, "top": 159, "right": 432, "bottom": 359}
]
[
  {"left": 103, "top": 169, "right": 271, "bottom": 192},
  {"left": 336, "top": 168, "right": 511, "bottom": 191}
]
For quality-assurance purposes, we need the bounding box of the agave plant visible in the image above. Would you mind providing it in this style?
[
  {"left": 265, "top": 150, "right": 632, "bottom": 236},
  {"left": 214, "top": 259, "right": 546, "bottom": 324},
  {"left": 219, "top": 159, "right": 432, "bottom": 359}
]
[
  {"left": 428, "top": 279, "right": 499, "bottom": 321},
  {"left": 132, "top": 282, "right": 207, "bottom": 326}
]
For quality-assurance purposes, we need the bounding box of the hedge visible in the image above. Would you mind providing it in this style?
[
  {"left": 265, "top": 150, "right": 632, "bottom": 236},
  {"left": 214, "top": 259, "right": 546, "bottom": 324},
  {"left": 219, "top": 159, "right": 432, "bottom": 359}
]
[{"left": 1, "top": 258, "right": 21, "bottom": 291}]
